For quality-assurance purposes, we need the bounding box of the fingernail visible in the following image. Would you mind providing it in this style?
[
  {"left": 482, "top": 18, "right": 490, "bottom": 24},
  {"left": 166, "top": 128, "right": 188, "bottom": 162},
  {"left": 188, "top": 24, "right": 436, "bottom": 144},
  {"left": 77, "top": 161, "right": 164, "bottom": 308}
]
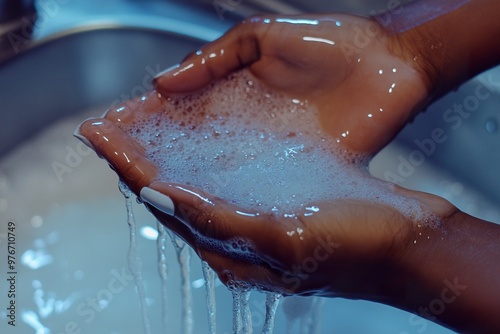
[
  {"left": 154, "top": 63, "right": 180, "bottom": 80},
  {"left": 73, "top": 125, "right": 95, "bottom": 151},
  {"left": 74, "top": 122, "right": 106, "bottom": 159},
  {"left": 140, "top": 187, "right": 175, "bottom": 216}
]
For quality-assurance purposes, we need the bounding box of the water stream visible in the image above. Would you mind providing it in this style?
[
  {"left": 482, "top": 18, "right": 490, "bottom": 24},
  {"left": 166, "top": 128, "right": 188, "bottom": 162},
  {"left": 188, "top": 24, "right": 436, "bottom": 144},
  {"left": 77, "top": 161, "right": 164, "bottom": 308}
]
[
  {"left": 202, "top": 261, "right": 217, "bottom": 334},
  {"left": 232, "top": 290, "right": 243, "bottom": 334},
  {"left": 156, "top": 220, "right": 170, "bottom": 333},
  {"left": 167, "top": 230, "right": 193, "bottom": 334},
  {"left": 118, "top": 180, "right": 152, "bottom": 334},
  {"left": 262, "top": 293, "right": 281, "bottom": 334},
  {"left": 240, "top": 290, "right": 253, "bottom": 334}
]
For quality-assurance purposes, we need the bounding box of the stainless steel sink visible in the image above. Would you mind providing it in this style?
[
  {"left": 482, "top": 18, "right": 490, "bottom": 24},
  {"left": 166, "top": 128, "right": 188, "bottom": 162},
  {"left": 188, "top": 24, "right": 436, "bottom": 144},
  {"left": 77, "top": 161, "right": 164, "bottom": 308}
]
[{"left": 0, "top": 26, "right": 205, "bottom": 157}]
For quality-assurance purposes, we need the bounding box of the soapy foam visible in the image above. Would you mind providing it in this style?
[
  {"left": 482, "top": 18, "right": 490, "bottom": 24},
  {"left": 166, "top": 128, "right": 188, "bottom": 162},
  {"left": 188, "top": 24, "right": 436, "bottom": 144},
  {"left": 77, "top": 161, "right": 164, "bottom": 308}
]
[{"left": 119, "top": 70, "right": 428, "bottom": 220}]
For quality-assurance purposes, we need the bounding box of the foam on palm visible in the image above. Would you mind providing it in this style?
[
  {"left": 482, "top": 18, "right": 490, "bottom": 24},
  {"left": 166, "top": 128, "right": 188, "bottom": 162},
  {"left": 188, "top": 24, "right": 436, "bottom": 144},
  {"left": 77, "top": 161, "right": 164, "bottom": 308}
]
[{"left": 118, "top": 70, "right": 426, "bottom": 219}]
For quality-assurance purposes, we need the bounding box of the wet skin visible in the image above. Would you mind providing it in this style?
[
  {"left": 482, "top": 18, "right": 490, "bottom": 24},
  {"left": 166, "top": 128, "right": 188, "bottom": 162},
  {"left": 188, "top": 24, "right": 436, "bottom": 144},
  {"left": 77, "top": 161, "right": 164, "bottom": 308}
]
[
  {"left": 77, "top": 9, "right": 500, "bottom": 333},
  {"left": 78, "top": 13, "right": 446, "bottom": 293}
]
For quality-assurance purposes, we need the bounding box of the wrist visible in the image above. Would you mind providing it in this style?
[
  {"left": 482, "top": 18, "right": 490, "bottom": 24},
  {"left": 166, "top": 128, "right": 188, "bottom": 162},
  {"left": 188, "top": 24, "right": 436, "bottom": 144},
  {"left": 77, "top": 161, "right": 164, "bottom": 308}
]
[
  {"left": 362, "top": 192, "right": 460, "bottom": 326},
  {"left": 393, "top": 202, "right": 500, "bottom": 332},
  {"left": 378, "top": 0, "right": 500, "bottom": 101}
]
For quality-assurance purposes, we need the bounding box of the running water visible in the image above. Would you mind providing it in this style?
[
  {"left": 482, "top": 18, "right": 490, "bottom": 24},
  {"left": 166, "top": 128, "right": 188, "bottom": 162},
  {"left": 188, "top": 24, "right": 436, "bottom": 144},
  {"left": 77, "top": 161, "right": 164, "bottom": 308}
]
[
  {"left": 261, "top": 293, "right": 281, "bottom": 334},
  {"left": 118, "top": 180, "right": 152, "bottom": 334},
  {"left": 156, "top": 221, "right": 169, "bottom": 333},
  {"left": 167, "top": 230, "right": 193, "bottom": 334},
  {"left": 120, "top": 182, "right": 280, "bottom": 334},
  {"left": 230, "top": 289, "right": 254, "bottom": 334},
  {"left": 240, "top": 291, "right": 253, "bottom": 334},
  {"left": 201, "top": 261, "right": 217, "bottom": 334},
  {"left": 232, "top": 290, "right": 243, "bottom": 334}
]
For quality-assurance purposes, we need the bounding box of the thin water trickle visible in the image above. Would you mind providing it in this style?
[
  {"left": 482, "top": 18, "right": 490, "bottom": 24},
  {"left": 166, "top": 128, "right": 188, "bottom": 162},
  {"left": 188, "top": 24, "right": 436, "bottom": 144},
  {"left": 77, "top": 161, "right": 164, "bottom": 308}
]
[
  {"left": 156, "top": 221, "right": 169, "bottom": 333},
  {"left": 232, "top": 290, "right": 243, "bottom": 334},
  {"left": 202, "top": 261, "right": 217, "bottom": 334},
  {"left": 240, "top": 290, "right": 253, "bottom": 334},
  {"left": 261, "top": 293, "right": 281, "bottom": 334},
  {"left": 118, "top": 180, "right": 152, "bottom": 334},
  {"left": 167, "top": 230, "right": 193, "bottom": 334}
]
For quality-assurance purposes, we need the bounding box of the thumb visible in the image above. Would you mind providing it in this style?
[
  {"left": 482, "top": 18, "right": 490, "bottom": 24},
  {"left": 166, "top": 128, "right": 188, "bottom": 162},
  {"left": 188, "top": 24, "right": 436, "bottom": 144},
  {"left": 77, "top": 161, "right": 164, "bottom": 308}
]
[{"left": 153, "top": 16, "right": 270, "bottom": 94}]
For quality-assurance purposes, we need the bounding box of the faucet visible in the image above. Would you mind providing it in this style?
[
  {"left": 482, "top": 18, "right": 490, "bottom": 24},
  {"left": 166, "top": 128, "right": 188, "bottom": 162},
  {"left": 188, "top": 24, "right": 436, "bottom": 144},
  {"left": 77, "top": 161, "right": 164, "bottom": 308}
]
[{"left": 0, "top": 0, "right": 36, "bottom": 62}]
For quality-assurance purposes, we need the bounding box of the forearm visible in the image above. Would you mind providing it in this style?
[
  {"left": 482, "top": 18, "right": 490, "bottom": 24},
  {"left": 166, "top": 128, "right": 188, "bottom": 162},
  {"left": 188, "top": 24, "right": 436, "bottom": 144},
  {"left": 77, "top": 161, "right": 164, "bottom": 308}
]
[
  {"left": 380, "top": 0, "right": 500, "bottom": 100},
  {"left": 395, "top": 210, "right": 500, "bottom": 332}
]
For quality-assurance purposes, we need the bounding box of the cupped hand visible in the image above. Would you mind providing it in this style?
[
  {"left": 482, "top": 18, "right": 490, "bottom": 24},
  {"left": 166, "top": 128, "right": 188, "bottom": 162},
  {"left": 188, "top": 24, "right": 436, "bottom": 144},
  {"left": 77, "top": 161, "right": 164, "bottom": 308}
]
[
  {"left": 77, "top": 107, "right": 421, "bottom": 297},
  {"left": 155, "top": 13, "right": 431, "bottom": 153},
  {"left": 76, "top": 14, "right": 455, "bottom": 299}
]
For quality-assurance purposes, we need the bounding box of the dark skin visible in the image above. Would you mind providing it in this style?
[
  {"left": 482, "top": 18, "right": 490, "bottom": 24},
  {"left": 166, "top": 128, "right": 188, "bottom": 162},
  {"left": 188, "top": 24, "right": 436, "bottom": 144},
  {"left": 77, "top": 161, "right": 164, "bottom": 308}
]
[{"left": 77, "top": 0, "right": 500, "bottom": 332}]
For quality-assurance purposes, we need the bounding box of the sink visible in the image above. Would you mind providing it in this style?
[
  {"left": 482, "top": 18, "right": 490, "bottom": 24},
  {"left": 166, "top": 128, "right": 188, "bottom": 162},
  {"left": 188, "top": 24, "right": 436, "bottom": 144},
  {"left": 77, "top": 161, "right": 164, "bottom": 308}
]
[
  {"left": 0, "top": 2, "right": 491, "bottom": 333},
  {"left": 0, "top": 26, "right": 209, "bottom": 157}
]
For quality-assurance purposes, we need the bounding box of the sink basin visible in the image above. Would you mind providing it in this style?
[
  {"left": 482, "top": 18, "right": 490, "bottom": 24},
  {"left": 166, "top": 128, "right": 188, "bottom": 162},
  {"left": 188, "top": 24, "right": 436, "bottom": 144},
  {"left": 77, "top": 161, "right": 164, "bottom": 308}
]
[
  {"left": 0, "top": 25, "right": 208, "bottom": 157},
  {"left": 0, "top": 4, "right": 489, "bottom": 333}
]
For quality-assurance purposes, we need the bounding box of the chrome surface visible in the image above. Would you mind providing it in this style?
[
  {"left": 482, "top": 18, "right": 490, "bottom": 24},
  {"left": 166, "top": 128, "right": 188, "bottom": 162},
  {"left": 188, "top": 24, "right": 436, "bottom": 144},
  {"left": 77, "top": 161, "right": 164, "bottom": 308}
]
[{"left": 0, "top": 25, "right": 205, "bottom": 156}]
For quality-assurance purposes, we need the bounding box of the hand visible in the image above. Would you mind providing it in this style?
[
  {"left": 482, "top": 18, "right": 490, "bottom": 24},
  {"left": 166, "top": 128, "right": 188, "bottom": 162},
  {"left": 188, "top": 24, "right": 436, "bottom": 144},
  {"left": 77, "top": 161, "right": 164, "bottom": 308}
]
[
  {"left": 76, "top": 13, "right": 453, "bottom": 298},
  {"left": 148, "top": 8, "right": 500, "bottom": 333},
  {"left": 76, "top": 97, "right": 446, "bottom": 297},
  {"left": 155, "top": 14, "right": 431, "bottom": 154},
  {"left": 77, "top": 6, "right": 500, "bottom": 332}
]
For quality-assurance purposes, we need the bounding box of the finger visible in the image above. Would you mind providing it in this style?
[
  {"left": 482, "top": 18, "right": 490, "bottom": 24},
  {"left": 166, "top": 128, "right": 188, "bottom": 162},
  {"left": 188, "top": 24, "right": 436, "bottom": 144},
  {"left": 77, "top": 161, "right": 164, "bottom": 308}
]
[
  {"left": 76, "top": 117, "right": 159, "bottom": 195},
  {"left": 75, "top": 92, "right": 167, "bottom": 194},
  {"left": 104, "top": 90, "right": 166, "bottom": 125},
  {"left": 139, "top": 182, "right": 300, "bottom": 266},
  {"left": 154, "top": 16, "right": 270, "bottom": 94}
]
